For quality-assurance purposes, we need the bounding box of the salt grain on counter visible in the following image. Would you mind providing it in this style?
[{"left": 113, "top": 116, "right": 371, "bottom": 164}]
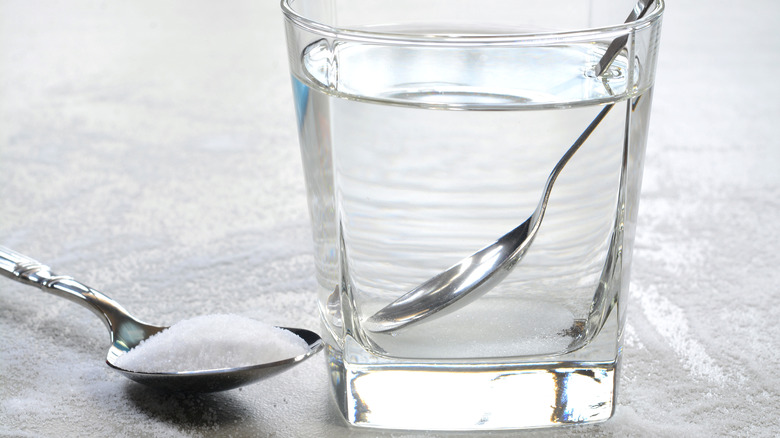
[{"left": 114, "top": 314, "right": 309, "bottom": 373}]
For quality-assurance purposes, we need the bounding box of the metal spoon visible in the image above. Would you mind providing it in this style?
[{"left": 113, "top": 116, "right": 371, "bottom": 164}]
[
  {"left": 363, "top": 0, "right": 656, "bottom": 333},
  {"left": 0, "top": 246, "right": 323, "bottom": 393}
]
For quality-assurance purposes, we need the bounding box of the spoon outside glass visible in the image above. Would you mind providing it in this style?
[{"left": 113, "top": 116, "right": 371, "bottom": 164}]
[
  {"left": 0, "top": 246, "right": 323, "bottom": 393},
  {"left": 363, "top": 0, "right": 656, "bottom": 333}
]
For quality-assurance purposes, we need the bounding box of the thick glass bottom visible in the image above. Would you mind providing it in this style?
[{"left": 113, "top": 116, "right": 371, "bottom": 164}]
[{"left": 327, "top": 341, "right": 619, "bottom": 430}]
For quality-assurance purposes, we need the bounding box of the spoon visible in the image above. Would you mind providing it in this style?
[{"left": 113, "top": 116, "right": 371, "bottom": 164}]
[
  {"left": 363, "top": 0, "right": 656, "bottom": 333},
  {"left": 0, "top": 246, "right": 323, "bottom": 393}
]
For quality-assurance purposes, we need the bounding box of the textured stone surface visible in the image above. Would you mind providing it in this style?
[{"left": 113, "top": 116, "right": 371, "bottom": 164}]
[{"left": 1, "top": 0, "right": 778, "bottom": 436}]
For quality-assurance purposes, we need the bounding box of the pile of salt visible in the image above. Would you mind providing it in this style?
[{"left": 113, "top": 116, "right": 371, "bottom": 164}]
[{"left": 114, "top": 314, "right": 310, "bottom": 373}]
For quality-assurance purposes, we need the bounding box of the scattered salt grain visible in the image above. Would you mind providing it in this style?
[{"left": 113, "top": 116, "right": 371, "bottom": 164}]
[{"left": 113, "top": 314, "right": 309, "bottom": 373}]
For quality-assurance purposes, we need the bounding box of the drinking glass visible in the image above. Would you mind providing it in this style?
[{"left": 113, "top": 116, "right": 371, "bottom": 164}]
[{"left": 282, "top": 0, "right": 664, "bottom": 430}]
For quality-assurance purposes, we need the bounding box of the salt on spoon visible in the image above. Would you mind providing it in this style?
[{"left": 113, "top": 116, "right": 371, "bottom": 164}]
[
  {"left": 115, "top": 314, "right": 311, "bottom": 373},
  {"left": 0, "top": 246, "right": 323, "bottom": 393}
]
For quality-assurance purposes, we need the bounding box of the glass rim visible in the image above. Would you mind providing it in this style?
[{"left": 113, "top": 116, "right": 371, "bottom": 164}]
[{"left": 281, "top": 0, "right": 664, "bottom": 45}]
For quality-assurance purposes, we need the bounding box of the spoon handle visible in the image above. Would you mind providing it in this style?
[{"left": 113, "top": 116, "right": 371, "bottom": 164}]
[
  {"left": 594, "top": 0, "right": 656, "bottom": 76},
  {"left": 0, "top": 246, "right": 140, "bottom": 335}
]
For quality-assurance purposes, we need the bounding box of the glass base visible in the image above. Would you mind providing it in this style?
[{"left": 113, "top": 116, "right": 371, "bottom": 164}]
[{"left": 327, "top": 341, "right": 618, "bottom": 430}]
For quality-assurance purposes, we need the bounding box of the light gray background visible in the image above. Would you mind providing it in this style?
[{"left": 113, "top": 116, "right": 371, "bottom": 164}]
[{"left": 1, "top": 1, "right": 778, "bottom": 437}]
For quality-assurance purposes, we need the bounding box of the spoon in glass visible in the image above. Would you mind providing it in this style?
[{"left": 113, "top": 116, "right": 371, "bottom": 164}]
[
  {"left": 0, "top": 246, "right": 323, "bottom": 393},
  {"left": 363, "top": 0, "right": 656, "bottom": 333}
]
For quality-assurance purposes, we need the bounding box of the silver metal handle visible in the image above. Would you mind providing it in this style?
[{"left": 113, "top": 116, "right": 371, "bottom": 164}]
[
  {"left": 0, "top": 246, "right": 137, "bottom": 335},
  {"left": 595, "top": 0, "right": 656, "bottom": 76}
]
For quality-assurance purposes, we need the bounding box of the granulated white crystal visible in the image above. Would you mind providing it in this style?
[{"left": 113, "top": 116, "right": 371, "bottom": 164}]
[{"left": 114, "top": 314, "right": 309, "bottom": 373}]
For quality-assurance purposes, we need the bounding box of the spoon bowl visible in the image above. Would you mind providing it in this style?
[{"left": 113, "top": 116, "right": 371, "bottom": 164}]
[
  {"left": 107, "top": 326, "right": 322, "bottom": 393},
  {"left": 0, "top": 246, "right": 323, "bottom": 393}
]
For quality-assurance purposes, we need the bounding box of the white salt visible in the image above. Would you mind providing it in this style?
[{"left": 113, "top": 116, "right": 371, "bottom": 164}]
[{"left": 113, "top": 314, "right": 310, "bottom": 373}]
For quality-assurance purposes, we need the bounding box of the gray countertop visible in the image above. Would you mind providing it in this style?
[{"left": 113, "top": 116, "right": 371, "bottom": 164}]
[{"left": 1, "top": 0, "right": 778, "bottom": 436}]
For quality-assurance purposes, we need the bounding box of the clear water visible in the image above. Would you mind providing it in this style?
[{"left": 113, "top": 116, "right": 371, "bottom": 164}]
[{"left": 294, "top": 37, "right": 650, "bottom": 360}]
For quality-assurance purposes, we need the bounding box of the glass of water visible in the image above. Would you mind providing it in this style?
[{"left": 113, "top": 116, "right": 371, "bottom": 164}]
[{"left": 282, "top": 0, "right": 664, "bottom": 430}]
